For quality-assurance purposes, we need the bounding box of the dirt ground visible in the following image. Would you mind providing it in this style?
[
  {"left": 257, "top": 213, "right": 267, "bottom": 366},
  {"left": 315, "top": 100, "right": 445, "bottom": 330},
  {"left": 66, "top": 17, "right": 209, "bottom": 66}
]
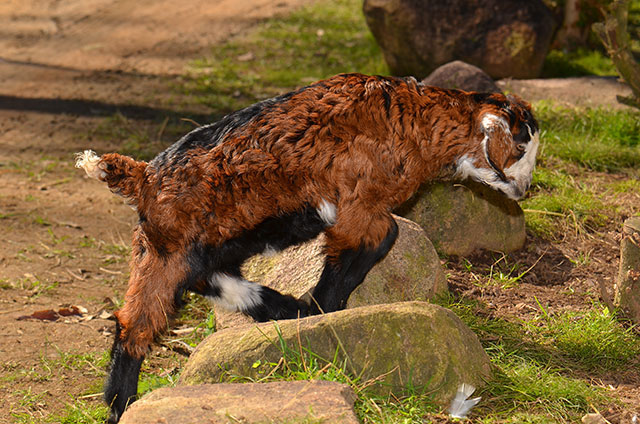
[{"left": 0, "top": 0, "right": 638, "bottom": 423}]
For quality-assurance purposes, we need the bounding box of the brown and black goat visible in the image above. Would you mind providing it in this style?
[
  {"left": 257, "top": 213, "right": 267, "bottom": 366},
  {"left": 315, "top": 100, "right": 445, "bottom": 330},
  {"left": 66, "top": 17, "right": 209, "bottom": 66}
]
[{"left": 76, "top": 73, "right": 539, "bottom": 423}]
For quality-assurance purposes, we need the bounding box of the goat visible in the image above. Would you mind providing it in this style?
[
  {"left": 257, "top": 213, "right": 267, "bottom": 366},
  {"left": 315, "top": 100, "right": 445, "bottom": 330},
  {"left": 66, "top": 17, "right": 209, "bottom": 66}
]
[{"left": 76, "top": 73, "right": 539, "bottom": 423}]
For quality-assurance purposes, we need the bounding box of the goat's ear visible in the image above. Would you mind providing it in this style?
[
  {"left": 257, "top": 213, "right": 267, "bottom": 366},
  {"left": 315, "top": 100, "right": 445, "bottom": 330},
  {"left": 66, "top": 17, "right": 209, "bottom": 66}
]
[
  {"left": 479, "top": 112, "right": 513, "bottom": 174},
  {"left": 479, "top": 113, "right": 509, "bottom": 136}
]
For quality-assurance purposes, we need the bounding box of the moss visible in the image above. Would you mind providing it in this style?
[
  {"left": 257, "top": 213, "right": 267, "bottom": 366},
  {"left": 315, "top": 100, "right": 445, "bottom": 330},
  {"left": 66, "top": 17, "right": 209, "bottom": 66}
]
[
  {"left": 182, "top": 303, "right": 491, "bottom": 404},
  {"left": 505, "top": 30, "right": 534, "bottom": 59}
]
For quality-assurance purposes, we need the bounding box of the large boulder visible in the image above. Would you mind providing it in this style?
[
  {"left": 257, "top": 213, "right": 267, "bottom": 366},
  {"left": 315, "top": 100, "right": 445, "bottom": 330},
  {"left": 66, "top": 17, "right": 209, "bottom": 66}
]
[
  {"left": 397, "top": 181, "right": 526, "bottom": 256},
  {"left": 120, "top": 381, "right": 359, "bottom": 424},
  {"left": 181, "top": 302, "right": 492, "bottom": 406},
  {"left": 614, "top": 217, "right": 640, "bottom": 324},
  {"left": 215, "top": 215, "right": 447, "bottom": 329},
  {"left": 422, "top": 60, "right": 501, "bottom": 93},
  {"left": 363, "top": 0, "right": 556, "bottom": 79}
]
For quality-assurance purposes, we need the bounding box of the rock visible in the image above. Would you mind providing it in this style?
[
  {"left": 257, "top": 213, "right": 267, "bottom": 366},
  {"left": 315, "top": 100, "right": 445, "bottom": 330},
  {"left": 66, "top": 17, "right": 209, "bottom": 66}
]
[
  {"left": 119, "top": 381, "right": 359, "bottom": 424},
  {"left": 181, "top": 302, "right": 492, "bottom": 406},
  {"left": 214, "top": 215, "right": 447, "bottom": 329},
  {"left": 614, "top": 217, "right": 640, "bottom": 324},
  {"left": 363, "top": 0, "right": 556, "bottom": 79},
  {"left": 422, "top": 61, "right": 501, "bottom": 93},
  {"left": 397, "top": 181, "right": 526, "bottom": 256}
]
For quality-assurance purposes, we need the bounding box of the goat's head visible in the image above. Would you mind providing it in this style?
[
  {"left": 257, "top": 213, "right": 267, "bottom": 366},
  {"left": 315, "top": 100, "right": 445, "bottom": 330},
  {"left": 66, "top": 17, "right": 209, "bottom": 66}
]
[{"left": 455, "top": 93, "right": 539, "bottom": 200}]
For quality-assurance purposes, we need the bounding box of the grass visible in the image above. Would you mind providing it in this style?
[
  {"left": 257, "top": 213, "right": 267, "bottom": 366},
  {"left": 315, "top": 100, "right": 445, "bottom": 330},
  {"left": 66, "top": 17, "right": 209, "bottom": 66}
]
[
  {"left": 443, "top": 296, "right": 636, "bottom": 422},
  {"left": 534, "top": 103, "right": 640, "bottom": 171},
  {"left": 40, "top": 0, "right": 638, "bottom": 422},
  {"left": 541, "top": 48, "right": 617, "bottom": 78},
  {"left": 521, "top": 102, "right": 640, "bottom": 238},
  {"left": 186, "top": 0, "right": 386, "bottom": 112}
]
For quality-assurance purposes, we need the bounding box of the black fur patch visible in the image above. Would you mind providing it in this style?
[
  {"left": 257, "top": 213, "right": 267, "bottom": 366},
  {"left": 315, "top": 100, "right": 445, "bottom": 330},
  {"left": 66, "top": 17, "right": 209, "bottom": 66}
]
[
  {"left": 104, "top": 321, "right": 143, "bottom": 424},
  {"left": 311, "top": 218, "right": 399, "bottom": 313},
  {"left": 176, "top": 205, "right": 329, "bottom": 322}
]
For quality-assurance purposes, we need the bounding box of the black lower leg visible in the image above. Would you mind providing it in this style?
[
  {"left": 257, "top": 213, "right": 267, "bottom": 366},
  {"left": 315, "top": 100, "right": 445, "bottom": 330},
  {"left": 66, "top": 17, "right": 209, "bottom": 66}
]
[
  {"left": 244, "top": 286, "right": 310, "bottom": 322},
  {"left": 104, "top": 320, "right": 144, "bottom": 424},
  {"left": 311, "top": 219, "right": 398, "bottom": 313}
]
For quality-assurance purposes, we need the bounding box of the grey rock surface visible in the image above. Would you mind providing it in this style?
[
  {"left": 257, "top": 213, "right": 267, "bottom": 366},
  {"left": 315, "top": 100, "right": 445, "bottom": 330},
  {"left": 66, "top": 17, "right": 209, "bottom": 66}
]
[
  {"left": 119, "top": 380, "right": 359, "bottom": 424},
  {"left": 181, "top": 302, "right": 492, "bottom": 405}
]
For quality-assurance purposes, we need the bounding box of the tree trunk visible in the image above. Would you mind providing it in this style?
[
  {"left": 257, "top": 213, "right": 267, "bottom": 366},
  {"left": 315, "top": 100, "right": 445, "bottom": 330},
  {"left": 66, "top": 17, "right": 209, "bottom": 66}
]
[{"left": 593, "top": 0, "right": 640, "bottom": 108}]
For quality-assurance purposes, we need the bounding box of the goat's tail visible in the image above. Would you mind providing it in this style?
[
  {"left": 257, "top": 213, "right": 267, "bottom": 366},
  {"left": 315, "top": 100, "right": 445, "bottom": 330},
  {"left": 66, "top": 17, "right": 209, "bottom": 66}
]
[{"left": 75, "top": 150, "right": 148, "bottom": 203}]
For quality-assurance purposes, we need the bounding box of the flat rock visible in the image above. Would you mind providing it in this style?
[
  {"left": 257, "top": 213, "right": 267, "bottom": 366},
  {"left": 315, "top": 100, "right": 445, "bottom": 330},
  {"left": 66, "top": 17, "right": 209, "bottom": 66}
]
[
  {"left": 181, "top": 302, "right": 491, "bottom": 406},
  {"left": 119, "top": 380, "right": 359, "bottom": 424},
  {"left": 215, "top": 215, "right": 447, "bottom": 329},
  {"left": 397, "top": 181, "right": 525, "bottom": 256}
]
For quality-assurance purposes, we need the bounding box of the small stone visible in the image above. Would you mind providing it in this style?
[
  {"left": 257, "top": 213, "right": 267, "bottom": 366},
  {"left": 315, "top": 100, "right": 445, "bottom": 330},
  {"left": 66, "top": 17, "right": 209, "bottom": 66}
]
[{"left": 422, "top": 61, "right": 501, "bottom": 93}]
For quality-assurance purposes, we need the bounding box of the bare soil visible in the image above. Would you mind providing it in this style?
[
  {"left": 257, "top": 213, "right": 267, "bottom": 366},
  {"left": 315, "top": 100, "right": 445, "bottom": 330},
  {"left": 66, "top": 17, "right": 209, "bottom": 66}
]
[{"left": 0, "top": 1, "right": 638, "bottom": 423}]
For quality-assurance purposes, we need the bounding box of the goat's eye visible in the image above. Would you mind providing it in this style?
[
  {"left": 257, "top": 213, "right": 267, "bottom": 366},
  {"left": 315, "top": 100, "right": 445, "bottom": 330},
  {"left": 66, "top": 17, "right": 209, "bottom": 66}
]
[{"left": 516, "top": 143, "right": 526, "bottom": 152}]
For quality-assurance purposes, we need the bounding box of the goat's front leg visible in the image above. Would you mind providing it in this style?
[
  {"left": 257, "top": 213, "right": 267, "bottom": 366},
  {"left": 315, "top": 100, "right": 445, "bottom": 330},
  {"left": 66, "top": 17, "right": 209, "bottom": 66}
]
[{"left": 310, "top": 211, "right": 398, "bottom": 313}]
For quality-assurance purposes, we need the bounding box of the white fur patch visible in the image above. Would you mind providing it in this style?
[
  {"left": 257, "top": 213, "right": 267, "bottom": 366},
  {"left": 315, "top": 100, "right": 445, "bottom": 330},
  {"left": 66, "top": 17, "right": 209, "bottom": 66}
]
[
  {"left": 75, "top": 150, "right": 106, "bottom": 180},
  {"left": 504, "top": 125, "right": 539, "bottom": 184},
  {"left": 456, "top": 115, "right": 539, "bottom": 200},
  {"left": 481, "top": 113, "right": 509, "bottom": 134},
  {"left": 317, "top": 199, "right": 337, "bottom": 226},
  {"left": 455, "top": 155, "right": 524, "bottom": 200},
  {"left": 208, "top": 273, "right": 263, "bottom": 312}
]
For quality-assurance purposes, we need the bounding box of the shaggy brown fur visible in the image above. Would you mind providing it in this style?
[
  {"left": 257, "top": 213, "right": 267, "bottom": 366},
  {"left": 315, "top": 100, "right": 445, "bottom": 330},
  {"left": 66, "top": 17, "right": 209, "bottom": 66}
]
[{"left": 76, "top": 73, "right": 538, "bottom": 422}]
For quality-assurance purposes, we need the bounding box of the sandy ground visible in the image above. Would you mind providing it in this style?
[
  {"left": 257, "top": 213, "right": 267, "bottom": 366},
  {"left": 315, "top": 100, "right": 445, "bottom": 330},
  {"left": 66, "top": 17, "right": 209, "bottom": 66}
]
[{"left": 0, "top": 0, "right": 637, "bottom": 422}]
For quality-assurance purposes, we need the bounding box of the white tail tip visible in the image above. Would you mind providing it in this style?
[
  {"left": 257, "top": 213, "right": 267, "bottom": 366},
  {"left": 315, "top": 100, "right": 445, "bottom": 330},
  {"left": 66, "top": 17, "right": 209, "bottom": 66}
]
[{"left": 75, "top": 150, "right": 106, "bottom": 180}]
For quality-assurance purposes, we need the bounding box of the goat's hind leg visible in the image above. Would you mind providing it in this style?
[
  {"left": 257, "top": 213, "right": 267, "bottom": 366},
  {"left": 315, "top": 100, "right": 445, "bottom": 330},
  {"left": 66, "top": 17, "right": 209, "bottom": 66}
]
[
  {"left": 104, "top": 248, "right": 188, "bottom": 423},
  {"left": 201, "top": 270, "right": 310, "bottom": 322},
  {"left": 196, "top": 205, "right": 330, "bottom": 322},
  {"left": 103, "top": 318, "right": 143, "bottom": 424}
]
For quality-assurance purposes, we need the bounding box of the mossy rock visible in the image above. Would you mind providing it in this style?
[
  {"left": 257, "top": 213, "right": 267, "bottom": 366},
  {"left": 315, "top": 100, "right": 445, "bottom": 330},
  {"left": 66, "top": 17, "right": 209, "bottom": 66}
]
[
  {"left": 215, "top": 215, "right": 447, "bottom": 329},
  {"left": 181, "top": 302, "right": 491, "bottom": 405},
  {"left": 397, "top": 181, "right": 525, "bottom": 256}
]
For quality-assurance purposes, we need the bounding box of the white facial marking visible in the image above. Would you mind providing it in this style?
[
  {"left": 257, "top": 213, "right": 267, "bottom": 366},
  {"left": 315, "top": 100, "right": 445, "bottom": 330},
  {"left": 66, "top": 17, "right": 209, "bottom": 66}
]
[
  {"left": 75, "top": 150, "right": 106, "bottom": 180},
  {"left": 504, "top": 125, "right": 539, "bottom": 183},
  {"left": 455, "top": 155, "right": 524, "bottom": 200},
  {"left": 456, "top": 113, "right": 538, "bottom": 200},
  {"left": 317, "top": 199, "right": 337, "bottom": 226},
  {"left": 208, "top": 273, "right": 263, "bottom": 312}
]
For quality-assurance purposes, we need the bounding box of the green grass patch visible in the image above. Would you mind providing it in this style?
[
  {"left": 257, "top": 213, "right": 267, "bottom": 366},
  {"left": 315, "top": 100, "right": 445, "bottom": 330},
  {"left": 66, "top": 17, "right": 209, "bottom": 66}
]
[
  {"left": 186, "top": 0, "right": 386, "bottom": 112},
  {"left": 47, "top": 398, "right": 109, "bottom": 424},
  {"left": 542, "top": 48, "right": 617, "bottom": 78},
  {"left": 529, "top": 305, "right": 640, "bottom": 371},
  {"left": 440, "top": 296, "right": 623, "bottom": 422},
  {"left": 535, "top": 102, "right": 640, "bottom": 171},
  {"left": 522, "top": 167, "right": 609, "bottom": 238},
  {"left": 522, "top": 102, "right": 640, "bottom": 237}
]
